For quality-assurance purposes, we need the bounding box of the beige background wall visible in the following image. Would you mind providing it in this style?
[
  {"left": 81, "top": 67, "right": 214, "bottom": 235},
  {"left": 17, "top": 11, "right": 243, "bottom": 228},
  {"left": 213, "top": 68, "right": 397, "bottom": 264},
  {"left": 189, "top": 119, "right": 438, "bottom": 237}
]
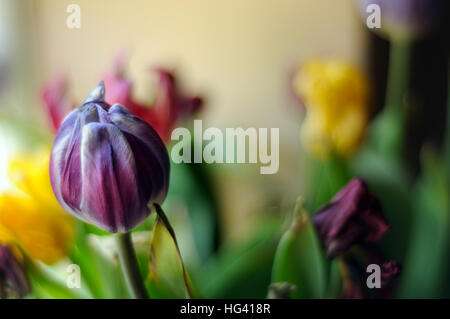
[{"left": 3, "top": 0, "right": 368, "bottom": 241}]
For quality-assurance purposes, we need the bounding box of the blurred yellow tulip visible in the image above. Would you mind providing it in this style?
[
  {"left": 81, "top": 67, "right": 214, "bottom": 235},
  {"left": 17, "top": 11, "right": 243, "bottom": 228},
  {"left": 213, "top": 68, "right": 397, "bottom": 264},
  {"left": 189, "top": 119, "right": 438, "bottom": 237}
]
[
  {"left": 293, "top": 59, "right": 370, "bottom": 158},
  {"left": 0, "top": 149, "right": 74, "bottom": 264}
]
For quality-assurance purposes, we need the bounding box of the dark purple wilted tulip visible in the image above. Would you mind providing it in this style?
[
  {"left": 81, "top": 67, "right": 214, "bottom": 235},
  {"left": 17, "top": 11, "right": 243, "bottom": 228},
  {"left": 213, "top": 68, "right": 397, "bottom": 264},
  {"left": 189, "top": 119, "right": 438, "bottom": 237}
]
[
  {"left": 313, "top": 178, "right": 390, "bottom": 258},
  {"left": 380, "top": 261, "right": 401, "bottom": 287},
  {"left": 339, "top": 259, "right": 401, "bottom": 299},
  {"left": 49, "top": 82, "right": 170, "bottom": 233},
  {"left": 370, "top": 260, "right": 402, "bottom": 298},
  {"left": 0, "top": 244, "right": 30, "bottom": 298},
  {"left": 356, "top": 0, "right": 445, "bottom": 41}
]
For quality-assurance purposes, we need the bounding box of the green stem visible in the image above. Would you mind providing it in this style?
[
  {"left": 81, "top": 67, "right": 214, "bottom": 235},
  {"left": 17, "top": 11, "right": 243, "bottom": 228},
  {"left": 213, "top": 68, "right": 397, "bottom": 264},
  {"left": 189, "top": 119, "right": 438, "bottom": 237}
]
[
  {"left": 374, "top": 40, "right": 412, "bottom": 158},
  {"left": 115, "top": 232, "right": 148, "bottom": 299},
  {"left": 385, "top": 41, "right": 411, "bottom": 111}
]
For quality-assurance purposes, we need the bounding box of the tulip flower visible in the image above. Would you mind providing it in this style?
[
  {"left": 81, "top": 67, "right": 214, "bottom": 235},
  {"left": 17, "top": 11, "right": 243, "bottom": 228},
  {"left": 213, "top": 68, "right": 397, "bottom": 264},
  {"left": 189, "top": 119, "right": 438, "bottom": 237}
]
[
  {"left": 356, "top": 0, "right": 445, "bottom": 42},
  {"left": 42, "top": 54, "right": 203, "bottom": 142},
  {"left": 102, "top": 54, "right": 203, "bottom": 141},
  {"left": 379, "top": 261, "right": 401, "bottom": 296},
  {"left": 50, "top": 81, "right": 170, "bottom": 234},
  {"left": 0, "top": 149, "right": 74, "bottom": 265},
  {"left": 339, "top": 259, "right": 401, "bottom": 299},
  {"left": 312, "top": 178, "right": 390, "bottom": 258},
  {"left": 293, "top": 59, "right": 370, "bottom": 158},
  {"left": 50, "top": 82, "right": 170, "bottom": 298},
  {"left": 41, "top": 75, "right": 74, "bottom": 133},
  {"left": 0, "top": 244, "right": 29, "bottom": 298}
]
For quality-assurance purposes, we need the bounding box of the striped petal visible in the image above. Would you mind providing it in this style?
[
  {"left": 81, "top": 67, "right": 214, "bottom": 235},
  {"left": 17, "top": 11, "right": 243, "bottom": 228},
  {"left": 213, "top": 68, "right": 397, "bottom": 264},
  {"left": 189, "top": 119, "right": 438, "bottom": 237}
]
[{"left": 79, "top": 122, "right": 148, "bottom": 233}]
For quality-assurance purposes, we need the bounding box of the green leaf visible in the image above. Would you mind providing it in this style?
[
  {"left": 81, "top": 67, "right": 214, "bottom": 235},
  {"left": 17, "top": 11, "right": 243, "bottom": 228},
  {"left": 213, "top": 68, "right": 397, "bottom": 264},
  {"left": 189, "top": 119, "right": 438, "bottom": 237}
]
[
  {"left": 69, "top": 222, "right": 128, "bottom": 298},
  {"left": 148, "top": 205, "right": 197, "bottom": 298},
  {"left": 26, "top": 260, "right": 82, "bottom": 299},
  {"left": 351, "top": 147, "right": 412, "bottom": 262},
  {"left": 307, "top": 153, "right": 350, "bottom": 212},
  {"left": 192, "top": 216, "right": 282, "bottom": 299},
  {"left": 167, "top": 159, "right": 220, "bottom": 263},
  {"left": 325, "top": 259, "right": 343, "bottom": 298},
  {"left": 397, "top": 148, "right": 450, "bottom": 298},
  {"left": 271, "top": 198, "right": 326, "bottom": 298}
]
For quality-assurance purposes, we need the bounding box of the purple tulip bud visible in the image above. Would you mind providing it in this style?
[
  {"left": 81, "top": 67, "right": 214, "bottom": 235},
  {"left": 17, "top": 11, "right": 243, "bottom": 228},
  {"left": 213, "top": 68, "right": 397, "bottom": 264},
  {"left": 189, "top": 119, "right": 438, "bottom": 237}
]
[
  {"left": 313, "top": 178, "right": 390, "bottom": 258},
  {"left": 356, "top": 0, "right": 445, "bottom": 41},
  {"left": 0, "top": 244, "right": 30, "bottom": 298},
  {"left": 50, "top": 81, "right": 170, "bottom": 233}
]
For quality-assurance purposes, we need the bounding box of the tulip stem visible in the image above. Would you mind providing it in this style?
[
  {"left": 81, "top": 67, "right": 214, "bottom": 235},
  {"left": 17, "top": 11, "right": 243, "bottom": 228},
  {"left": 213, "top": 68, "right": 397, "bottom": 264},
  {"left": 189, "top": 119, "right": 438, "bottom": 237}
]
[
  {"left": 380, "top": 40, "right": 412, "bottom": 157},
  {"left": 386, "top": 41, "right": 411, "bottom": 112},
  {"left": 115, "top": 232, "right": 148, "bottom": 299}
]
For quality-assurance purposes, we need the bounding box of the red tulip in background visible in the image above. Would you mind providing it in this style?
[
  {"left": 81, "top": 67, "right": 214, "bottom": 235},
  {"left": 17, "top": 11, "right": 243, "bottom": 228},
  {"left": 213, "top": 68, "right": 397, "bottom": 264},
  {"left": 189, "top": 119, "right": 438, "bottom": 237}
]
[{"left": 42, "top": 54, "right": 203, "bottom": 142}]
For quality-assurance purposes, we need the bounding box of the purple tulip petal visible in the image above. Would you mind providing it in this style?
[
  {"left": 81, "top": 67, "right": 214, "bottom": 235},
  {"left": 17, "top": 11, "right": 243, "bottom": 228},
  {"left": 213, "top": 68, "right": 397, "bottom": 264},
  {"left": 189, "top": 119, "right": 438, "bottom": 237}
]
[
  {"left": 313, "top": 178, "right": 390, "bottom": 258},
  {"left": 79, "top": 122, "right": 149, "bottom": 233},
  {"left": 50, "top": 85, "right": 170, "bottom": 233},
  {"left": 0, "top": 244, "right": 30, "bottom": 298},
  {"left": 109, "top": 104, "right": 170, "bottom": 203}
]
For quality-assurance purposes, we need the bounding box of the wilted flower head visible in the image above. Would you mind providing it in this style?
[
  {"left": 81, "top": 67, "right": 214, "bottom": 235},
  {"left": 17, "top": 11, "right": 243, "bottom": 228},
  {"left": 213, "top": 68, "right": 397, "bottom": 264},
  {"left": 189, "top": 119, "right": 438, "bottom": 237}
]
[
  {"left": 42, "top": 54, "right": 203, "bottom": 141},
  {"left": 0, "top": 149, "right": 74, "bottom": 264},
  {"left": 293, "top": 59, "right": 370, "bottom": 158},
  {"left": 42, "top": 75, "right": 74, "bottom": 133},
  {"left": 103, "top": 54, "right": 203, "bottom": 141},
  {"left": 381, "top": 261, "right": 401, "bottom": 285},
  {"left": 339, "top": 259, "right": 401, "bottom": 299},
  {"left": 0, "top": 244, "right": 29, "bottom": 298},
  {"left": 356, "top": 0, "right": 445, "bottom": 42},
  {"left": 49, "top": 82, "right": 170, "bottom": 233},
  {"left": 313, "top": 178, "right": 390, "bottom": 258}
]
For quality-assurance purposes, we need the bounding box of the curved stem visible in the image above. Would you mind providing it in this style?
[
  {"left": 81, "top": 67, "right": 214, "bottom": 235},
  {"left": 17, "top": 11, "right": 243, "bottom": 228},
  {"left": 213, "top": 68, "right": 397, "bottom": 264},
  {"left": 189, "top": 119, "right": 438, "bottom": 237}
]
[{"left": 115, "top": 232, "right": 148, "bottom": 299}]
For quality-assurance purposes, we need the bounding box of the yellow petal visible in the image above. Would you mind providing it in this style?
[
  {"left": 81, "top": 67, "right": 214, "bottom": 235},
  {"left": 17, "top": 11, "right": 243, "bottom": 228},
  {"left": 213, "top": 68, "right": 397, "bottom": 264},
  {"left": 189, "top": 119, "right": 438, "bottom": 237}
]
[
  {"left": 0, "top": 193, "right": 74, "bottom": 264},
  {"left": 333, "top": 106, "right": 368, "bottom": 156},
  {"left": 300, "top": 109, "right": 332, "bottom": 159},
  {"left": 294, "top": 59, "right": 370, "bottom": 158},
  {"left": 8, "top": 148, "right": 57, "bottom": 206}
]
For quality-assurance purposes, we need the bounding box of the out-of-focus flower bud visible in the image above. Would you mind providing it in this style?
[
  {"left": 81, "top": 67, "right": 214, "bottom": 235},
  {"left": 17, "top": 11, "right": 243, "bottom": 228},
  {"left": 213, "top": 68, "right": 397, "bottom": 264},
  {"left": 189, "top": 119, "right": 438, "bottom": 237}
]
[
  {"left": 147, "top": 68, "right": 203, "bottom": 141},
  {"left": 0, "top": 244, "right": 29, "bottom": 298},
  {"left": 312, "top": 178, "right": 390, "bottom": 258},
  {"left": 42, "top": 54, "right": 203, "bottom": 141},
  {"left": 49, "top": 82, "right": 170, "bottom": 233},
  {"left": 293, "top": 59, "right": 370, "bottom": 158},
  {"left": 102, "top": 52, "right": 142, "bottom": 117},
  {"left": 102, "top": 54, "right": 203, "bottom": 141},
  {"left": 41, "top": 75, "right": 74, "bottom": 133},
  {"left": 356, "top": 0, "right": 445, "bottom": 42}
]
